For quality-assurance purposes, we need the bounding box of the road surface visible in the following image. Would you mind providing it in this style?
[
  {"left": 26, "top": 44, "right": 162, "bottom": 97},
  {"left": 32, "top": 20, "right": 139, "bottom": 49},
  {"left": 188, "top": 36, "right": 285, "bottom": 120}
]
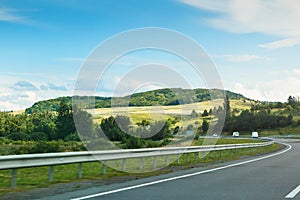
[{"left": 35, "top": 139, "right": 300, "bottom": 199}]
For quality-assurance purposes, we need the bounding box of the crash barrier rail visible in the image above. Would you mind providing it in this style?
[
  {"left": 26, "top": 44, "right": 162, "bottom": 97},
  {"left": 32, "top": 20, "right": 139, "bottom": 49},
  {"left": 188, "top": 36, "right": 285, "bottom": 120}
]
[{"left": 0, "top": 139, "right": 274, "bottom": 188}]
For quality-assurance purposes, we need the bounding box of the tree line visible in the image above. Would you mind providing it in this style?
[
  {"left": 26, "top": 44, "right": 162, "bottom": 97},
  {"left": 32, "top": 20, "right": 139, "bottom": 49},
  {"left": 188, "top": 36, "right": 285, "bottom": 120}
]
[
  {"left": 25, "top": 88, "right": 247, "bottom": 113},
  {"left": 223, "top": 96, "right": 298, "bottom": 132},
  {"left": 0, "top": 100, "right": 92, "bottom": 142}
]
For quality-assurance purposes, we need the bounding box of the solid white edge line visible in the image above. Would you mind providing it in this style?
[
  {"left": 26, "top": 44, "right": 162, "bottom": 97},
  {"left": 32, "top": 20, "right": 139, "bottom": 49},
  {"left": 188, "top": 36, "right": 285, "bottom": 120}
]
[
  {"left": 71, "top": 142, "right": 292, "bottom": 200},
  {"left": 286, "top": 185, "right": 300, "bottom": 198}
]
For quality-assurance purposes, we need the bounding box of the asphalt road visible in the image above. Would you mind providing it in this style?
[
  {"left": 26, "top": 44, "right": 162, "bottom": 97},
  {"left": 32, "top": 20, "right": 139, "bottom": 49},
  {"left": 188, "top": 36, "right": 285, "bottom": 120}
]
[{"left": 39, "top": 139, "right": 300, "bottom": 200}]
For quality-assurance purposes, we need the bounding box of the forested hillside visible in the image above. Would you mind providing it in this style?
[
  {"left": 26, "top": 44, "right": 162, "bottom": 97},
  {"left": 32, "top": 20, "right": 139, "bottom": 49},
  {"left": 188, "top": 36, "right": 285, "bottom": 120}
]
[{"left": 25, "top": 88, "right": 248, "bottom": 114}]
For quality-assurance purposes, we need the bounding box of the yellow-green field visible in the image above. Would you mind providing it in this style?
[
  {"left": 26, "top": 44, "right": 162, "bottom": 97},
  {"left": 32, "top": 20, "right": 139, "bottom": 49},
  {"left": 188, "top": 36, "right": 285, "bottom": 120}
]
[{"left": 88, "top": 99, "right": 252, "bottom": 124}]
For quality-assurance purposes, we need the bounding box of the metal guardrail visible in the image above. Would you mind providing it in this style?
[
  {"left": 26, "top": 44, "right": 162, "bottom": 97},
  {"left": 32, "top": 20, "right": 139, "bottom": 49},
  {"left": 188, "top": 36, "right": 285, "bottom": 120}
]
[{"left": 0, "top": 139, "right": 274, "bottom": 188}]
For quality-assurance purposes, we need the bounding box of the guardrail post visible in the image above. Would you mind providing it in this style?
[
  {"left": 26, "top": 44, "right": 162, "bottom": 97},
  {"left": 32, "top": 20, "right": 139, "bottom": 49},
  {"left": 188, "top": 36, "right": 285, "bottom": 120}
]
[
  {"left": 78, "top": 163, "right": 82, "bottom": 179},
  {"left": 176, "top": 155, "right": 180, "bottom": 164},
  {"left": 102, "top": 161, "right": 106, "bottom": 175},
  {"left": 186, "top": 154, "right": 189, "bottom": 163},
  {"left": 48, "top": 166, "right": 54, "bottom": 182},
  {"left": 201, "top": 152, "right": 206, "bottom": 160},
  {"left": 194, "top": 153, "right": 197, "bottom": 161},
  {"left": 11, "top": 169, "right": 17, "bottom": 189},
  {"left": 122, "top": 159, "right": 126, "bottom": 171},
  {"left": 202, "top": 152, "right": 206, "bottom": 159},
  {"left": 139, "top": 158, "right": 143, "bottom": 170},
  {"left": 165, "top": 155, "right": 169, "bottom": 166},
  {"left": 220, "top": 150, "right": 222, "bottom": 158},
  {"left": 153, "top": 156, "right": 157, "bottom": 169}
]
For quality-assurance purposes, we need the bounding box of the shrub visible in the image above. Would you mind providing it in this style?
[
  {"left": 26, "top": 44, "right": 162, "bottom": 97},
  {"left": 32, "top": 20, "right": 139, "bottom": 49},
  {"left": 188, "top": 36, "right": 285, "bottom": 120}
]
[
  {"left": 32, "top": 141, "right": 61, "bottom": 153},
  {"left": 124, "top": 136, "right": 145, "bottom": 149},
  {"left": 30, "top": 132, "right": 48, "bottom": 141},
  {"left": 64, "top": 133, "right": 81, "bottom": 141},
  {"left": 8, "top": 132, "right": 30, "bottom": 141}
]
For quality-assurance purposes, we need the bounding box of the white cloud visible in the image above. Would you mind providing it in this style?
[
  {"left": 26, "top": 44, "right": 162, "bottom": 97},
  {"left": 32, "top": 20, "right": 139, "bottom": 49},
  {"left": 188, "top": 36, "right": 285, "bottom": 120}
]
[
  {"left": 0, "top": 88, "right": 39, "bottom": 111},
  {"left": 288, "top": 68, "right": 300, "bottom": 77},
  {"left": 180, "top": 0, "right": 300, "bottom": 48},
  {"left": 259, "top": 38, "right": 300, "bottom": 49},
  {"left": 0, "top": 7, "right": 27, "bottom": 23},
  {"left": 11, "top": 80, "right": 39, "bottom": 91},
  {"left": 0, "top": 77, "right": 72, "bottom": 111},
  {"left": 0, "top": 88, "right": 74, "bottom": 111},
  {"left": 180, "top": 0, "right": 229, "bottom": 12},
  {"left": 233, "top": 83, "right": 265, "bottom": 101},
  {"left": 212, "top": 54, "right": 268, "bottom": 62},
  {"left": 232, "top": 73, "right": 300, "bottom": 102}
]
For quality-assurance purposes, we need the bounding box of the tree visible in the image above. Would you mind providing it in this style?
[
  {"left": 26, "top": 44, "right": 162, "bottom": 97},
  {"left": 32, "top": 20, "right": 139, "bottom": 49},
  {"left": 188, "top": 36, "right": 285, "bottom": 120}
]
[
  {"left": 202, "top": 109, "right": 209, "bottom": 117},
  {"left": 150, "top": 121, "right": 171, "bottom": 141},
  {"left": 115, "top": 115, "right": 131, "bottom": 133},
  {"left": 287, "top": 114, "right": 293, "bottom": 125},
  {"left": 73, "top": 106, "right": 93, "bottom": 140},
  {"left": 100, "top": 116, "right": 127, "bottom": 141},
  {"left": 202, "top": 120, "right": 209, "bottom": 133},
  {"left": 224, "top": 95, "right": 230, "bottom": 118},
  {"left": 191, "top": 109, "right": 199, "bottom": 118},
  {"left": 55, "top": 100, "right": 75, "bottom": 140},
  {"left": 288, "top": 96, "right": 297, "bottom": 108}
]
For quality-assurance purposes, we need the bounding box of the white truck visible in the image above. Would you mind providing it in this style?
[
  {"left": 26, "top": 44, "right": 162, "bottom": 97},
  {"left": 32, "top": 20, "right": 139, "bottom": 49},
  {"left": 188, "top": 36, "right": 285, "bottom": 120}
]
[
  {"left": 251, "top": 131, "right": 259, "bottom": 138},
  {"left": 232, "top": 132, "right": 239, "bottom": 137}
]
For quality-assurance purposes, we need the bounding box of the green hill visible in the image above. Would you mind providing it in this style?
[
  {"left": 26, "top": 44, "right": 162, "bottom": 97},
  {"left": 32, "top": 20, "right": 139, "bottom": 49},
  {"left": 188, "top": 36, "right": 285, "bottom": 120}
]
[{"left": 25, "top": 88, "right": 249, "bottom": 114}]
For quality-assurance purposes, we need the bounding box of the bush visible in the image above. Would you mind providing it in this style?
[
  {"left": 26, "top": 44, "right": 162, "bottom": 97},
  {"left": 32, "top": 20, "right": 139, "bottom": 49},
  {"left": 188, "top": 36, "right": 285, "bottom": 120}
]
[
  {"left": 144, "top": 140, "right": 161, "bottom": 148},
  {"left": 124, "top": 136, "right": 145, "bottom": 149},
  {"left": 32, "top": 141, "right": 61, "bottom": 153},
  {"left": 64, "top": 133, "right": 81, "bottom": 141},
  {"left": 8, "top": 132, "right": 30, "bottom": 141},
  {"left": 30, "top": 132, "right": 48, "bottom": 141}
]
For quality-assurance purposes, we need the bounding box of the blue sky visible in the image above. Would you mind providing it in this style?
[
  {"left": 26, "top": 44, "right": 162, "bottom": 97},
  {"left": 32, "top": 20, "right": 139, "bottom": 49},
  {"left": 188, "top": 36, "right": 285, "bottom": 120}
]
[{"left": 1, "top": 0, "right": 300, "bottom": 111}]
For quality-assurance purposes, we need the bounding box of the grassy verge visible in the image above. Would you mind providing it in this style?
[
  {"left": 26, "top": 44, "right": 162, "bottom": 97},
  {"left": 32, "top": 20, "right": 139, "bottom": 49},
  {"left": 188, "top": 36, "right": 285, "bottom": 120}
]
[
  {"left": 259, "top": 125, "right": 300, "bottom": 136},
  {"left": 193, "top": 138, "right": 261, "bottom": 146},
  {"left": 0, "top": 142, "right": 282, "bottom": 195}
]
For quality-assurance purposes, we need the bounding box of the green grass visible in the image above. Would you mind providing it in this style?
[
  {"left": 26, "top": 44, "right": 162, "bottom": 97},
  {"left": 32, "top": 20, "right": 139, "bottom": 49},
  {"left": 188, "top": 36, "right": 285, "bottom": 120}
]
[
  {"left": 193, "top": 138, "right": 261, "bottom": 146},
  {"left": 259, "top": 125, "right": 300, "bottom": 136},
  {"left": 0, "top": 141, "right": 282, "bottom": 195}
]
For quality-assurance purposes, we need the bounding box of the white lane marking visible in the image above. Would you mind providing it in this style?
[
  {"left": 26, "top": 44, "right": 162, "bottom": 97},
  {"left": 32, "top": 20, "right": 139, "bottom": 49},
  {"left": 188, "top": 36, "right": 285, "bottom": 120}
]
[
  {"left": 71, "top": 142, "right": 292, "bottom": 200},
  {"left": 286, "top": 185, "right": 300, "bottom": 198}
]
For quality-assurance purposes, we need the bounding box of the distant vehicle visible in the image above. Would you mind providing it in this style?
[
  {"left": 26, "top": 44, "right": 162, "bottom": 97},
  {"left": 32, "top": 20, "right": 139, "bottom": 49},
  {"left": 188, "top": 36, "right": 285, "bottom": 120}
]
[
  {"left": 252, "top": 132, "right": 259, "bottom": 138},
  {"left": 213, "top": 133, "right": 219, "bottom": 137},
  {"left": 232, "top": 132, "right": 239, "bottom": 137},
  {"left": 186, "top": 130, "right": 194, "bottom": 135}
]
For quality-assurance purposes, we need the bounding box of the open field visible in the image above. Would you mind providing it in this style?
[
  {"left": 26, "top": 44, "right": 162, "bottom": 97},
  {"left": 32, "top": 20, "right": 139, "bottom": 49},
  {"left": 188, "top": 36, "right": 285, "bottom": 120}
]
[
  {"left": 230, "top": 99, "right": 252, "bottom": 110},
  {"left": 88, "top": 99, "right": 252, "bottom": 124}
]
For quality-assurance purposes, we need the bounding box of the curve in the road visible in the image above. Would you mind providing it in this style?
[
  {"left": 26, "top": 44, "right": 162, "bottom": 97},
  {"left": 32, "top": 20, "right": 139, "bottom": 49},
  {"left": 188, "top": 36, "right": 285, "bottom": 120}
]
[{"left": 71, "top": 141, "right": 292, "bottom": 200}]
